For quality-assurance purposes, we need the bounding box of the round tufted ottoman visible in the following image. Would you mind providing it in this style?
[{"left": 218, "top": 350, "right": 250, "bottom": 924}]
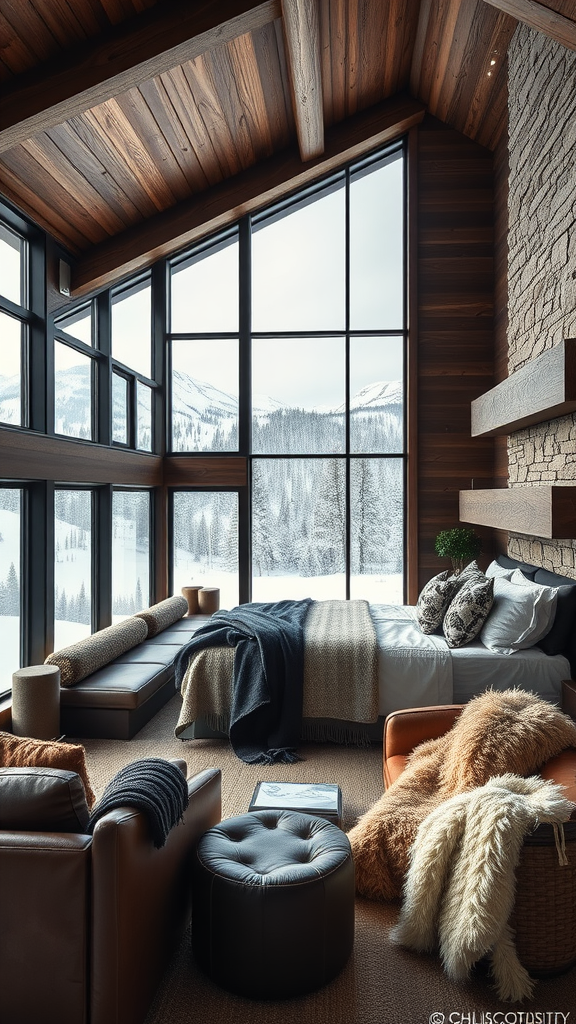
[{"left": 191, "top": 808, "right": 355, "bottom": 999}]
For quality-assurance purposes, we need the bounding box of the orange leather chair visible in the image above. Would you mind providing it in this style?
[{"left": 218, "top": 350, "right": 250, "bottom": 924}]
[{"left": 383, "top": 679, "right": 576, "bottom": 805}]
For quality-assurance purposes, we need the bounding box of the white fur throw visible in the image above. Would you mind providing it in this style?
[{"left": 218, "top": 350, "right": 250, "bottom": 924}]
[{"left": 390, "top": 773, "right": 574, "bottom": 1002}]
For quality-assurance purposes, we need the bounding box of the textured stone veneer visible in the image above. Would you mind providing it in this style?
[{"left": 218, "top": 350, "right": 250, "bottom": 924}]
[{"left": 506, "top": 24, "right": 576, "bottom": 578}]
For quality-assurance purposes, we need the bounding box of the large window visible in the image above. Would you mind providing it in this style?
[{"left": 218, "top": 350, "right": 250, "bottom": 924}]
[
  {"left": 169, "top": 143, "right": 406, "bottom": 603},
  {"left": 54, "top": 489, "right": 93, "bottom": 649},
  {"left": 172, "top": 491, "right": 239, "bottom": 610},
  {"left": 0, "top": 488, "right": 21, "bottom": 692},
  {"left": 110, "top": 275, "right": 155, "bottom": 450},
  {"left": 112, "top": 490, "right": 151, "bottom": 620},
  {"left": 0, "top": 223, "right": 28, "bottom": 428}
]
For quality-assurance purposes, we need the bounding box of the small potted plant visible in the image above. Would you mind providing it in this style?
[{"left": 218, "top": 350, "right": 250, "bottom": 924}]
[{"left": 434, "top": 527, "right": 482, "bottom": 575}]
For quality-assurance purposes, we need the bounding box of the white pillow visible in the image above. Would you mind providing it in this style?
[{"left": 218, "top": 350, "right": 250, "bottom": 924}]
[
  {"left": 479, "top": 572, "right": 558, "bottom": 655},
  {"left": 485, "top": 560, "right": 515, "bottom": 580}
]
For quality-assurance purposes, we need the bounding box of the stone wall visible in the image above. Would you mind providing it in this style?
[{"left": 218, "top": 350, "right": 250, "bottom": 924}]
[{"left": 506, "top": 23, "right": 576, "bottom": 577}]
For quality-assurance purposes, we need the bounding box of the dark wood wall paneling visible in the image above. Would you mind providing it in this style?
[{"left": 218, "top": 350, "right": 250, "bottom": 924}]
[
  {"left": 492, "top": 120, "right": 510, "bottom": 553},
  {"left": 0, "top": 426, "right": 162, "bottom": 485},
  {"left": 416, "top": 115, "right": 496, "bottom": 590}
]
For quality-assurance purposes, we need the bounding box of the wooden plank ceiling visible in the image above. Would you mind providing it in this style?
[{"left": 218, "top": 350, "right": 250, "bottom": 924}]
[{"left": 0, "top": 0, "right": 573, "bottom": 296}]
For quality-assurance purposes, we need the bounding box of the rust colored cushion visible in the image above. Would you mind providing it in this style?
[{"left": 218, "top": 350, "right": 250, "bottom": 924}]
[
  {"left": 135, "top": 595, "right": 188, "bottom": 638},
  {"left": 0, "top": 731, "right": 95, "bottom": 807}
]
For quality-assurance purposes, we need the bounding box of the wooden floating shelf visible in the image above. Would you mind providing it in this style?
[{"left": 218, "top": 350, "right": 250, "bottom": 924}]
[
  {"left": 459, "top": 486, "right": 576, "bottom": 539},
  {"left": 471, "top": 339, "right": 576, "bottom": 436}
]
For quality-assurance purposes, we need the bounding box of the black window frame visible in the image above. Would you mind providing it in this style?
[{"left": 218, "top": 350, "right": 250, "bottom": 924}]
[{"left": 166, "top": 139, "right": 408, "bottom": 603}]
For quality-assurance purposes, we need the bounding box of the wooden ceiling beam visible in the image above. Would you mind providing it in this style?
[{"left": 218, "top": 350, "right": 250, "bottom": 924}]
[
  {"left": 481, "top": 0, "right": 576, "bottom": 51},
  {"left": 0, "top": 0, "right": 281, "bottom": 154},
  {"left": 280, "top": 0, "right": 324, "bottom": 161},
  {"left": 71, "top": 93, "right": 425, "bottom": 296}
]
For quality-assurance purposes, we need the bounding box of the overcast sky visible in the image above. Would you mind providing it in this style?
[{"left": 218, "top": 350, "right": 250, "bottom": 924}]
[{"left": 1, "top": 152, "right": 404, "bottom": 411}]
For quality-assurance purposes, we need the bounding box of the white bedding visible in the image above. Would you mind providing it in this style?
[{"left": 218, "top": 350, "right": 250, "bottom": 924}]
[
  {"left": 181, "top": 601, "right": 571, "bottom": 740},
  {"left": 370, "top": 604, "right": 453, "bottom": 718},
  {"left": 371, "top": 603, "right": 570, "bottom": 715}
]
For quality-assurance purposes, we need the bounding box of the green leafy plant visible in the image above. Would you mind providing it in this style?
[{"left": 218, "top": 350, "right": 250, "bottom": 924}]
[{"left": 434, "top": 527, "right": 482, "bottom": 575}]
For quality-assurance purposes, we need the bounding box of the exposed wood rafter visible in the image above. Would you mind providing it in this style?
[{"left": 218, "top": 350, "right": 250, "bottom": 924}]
[
  {"left": 280, "top": 0, "right": 324, "bottom": 161},
  {"left": 0, "top": 0, "right": 281, "bottom": 154},
  {"left": 71, "top": 94, "right": 425, "bottom": 296},
  {"left": 482, "top": 0, "right": 576, "bottom": 51}
]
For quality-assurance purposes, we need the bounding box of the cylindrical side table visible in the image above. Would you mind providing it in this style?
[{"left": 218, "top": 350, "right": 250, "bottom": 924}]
[
  {"left": 181, "top": 585, "right": 203, "bottom": 615},
  {"left": 11, "top": 665, "right": 61, "bottom": 740},
  {"left": 198, "top": 587, "right": 220, "bottom": 614}
]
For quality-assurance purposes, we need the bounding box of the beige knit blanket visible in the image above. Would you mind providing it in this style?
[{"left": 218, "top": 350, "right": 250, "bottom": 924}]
[{"left": 175, "top": 599, "right": 378, "bottom": 738}]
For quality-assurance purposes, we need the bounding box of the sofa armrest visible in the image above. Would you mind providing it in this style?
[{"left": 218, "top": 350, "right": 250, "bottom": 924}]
[
  {"left": 90, "top": 767, "right": 221, "bottom": 1024},
  {"left": 0, "top": 833, "right": 92, "bottom": 1024},
  {"left": 561, "top": 679, "right": 576, "bottom": 723}
]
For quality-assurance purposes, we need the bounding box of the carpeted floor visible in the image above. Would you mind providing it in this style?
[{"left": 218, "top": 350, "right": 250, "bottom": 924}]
[{"left": 80, "top": 695, "right": 576, "bottom": 1023}]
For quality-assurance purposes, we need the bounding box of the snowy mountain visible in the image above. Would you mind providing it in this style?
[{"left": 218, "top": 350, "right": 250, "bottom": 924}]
[
  {"left": 347, "top": 379, "right": 403, "bottom": 411},
  {"left": 1, "top": 366, "right": 403, "bottom": 451}
]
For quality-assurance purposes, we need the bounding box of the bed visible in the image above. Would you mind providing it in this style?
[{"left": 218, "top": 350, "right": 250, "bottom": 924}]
[{"left": 175, "top": 554, "right": 576, "bottom": 745}]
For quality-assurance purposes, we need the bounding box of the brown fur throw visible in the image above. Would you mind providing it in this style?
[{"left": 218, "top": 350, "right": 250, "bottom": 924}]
[
  {"left": 347, "top": 688, "right": 576, "bottom": 900},
  {"left": 0, "top": 731, "right": 95, "bottom": 808}
]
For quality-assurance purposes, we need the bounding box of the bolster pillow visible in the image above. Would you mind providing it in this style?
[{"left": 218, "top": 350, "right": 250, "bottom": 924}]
[
  {"left": 135, "top": 595, "right": 188, "bottom": 638},
  {"left": 45, "top": 617, "right": 148, "bottom": 687}
]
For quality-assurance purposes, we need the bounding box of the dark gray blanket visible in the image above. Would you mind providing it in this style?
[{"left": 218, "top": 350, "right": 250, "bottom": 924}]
[
  {"left": 87, "top": 758, "right": 189, "bottom": 848},
  {"left": 174, "top": 599, "right": 313, "bottom": 764}
]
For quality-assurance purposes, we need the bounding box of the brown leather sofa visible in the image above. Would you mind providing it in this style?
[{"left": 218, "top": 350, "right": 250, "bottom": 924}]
[
  {"left": 0, "top": 760, "right": 221, "bottom": 1024},
  {"left": 383, "top": 678, "right": 576, "bottom": 803}
]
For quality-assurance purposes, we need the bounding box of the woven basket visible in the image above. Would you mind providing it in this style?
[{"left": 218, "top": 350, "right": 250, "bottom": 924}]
[{"left": 510, "top": 815, "right": 576, "bottom": 976}]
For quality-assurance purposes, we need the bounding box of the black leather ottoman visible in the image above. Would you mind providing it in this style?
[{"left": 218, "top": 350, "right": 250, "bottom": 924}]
[{"left": 191, "top": 808, "right": 355, "bottom": 999}]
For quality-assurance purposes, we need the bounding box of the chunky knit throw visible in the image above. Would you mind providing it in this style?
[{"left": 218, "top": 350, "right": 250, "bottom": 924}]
[{"left": 87, "top": 758, "right": 189, "bottom": 848}]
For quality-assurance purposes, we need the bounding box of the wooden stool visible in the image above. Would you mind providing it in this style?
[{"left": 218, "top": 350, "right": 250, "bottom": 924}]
[
  {"left": 181, "top": 586, "right": 203, "bottom": 615},
  {"left": 198, "top": 588, "right": 220, "bottom": 614},
  {"left": 11, "top": 665, "right": 61, "bottom": 739}
]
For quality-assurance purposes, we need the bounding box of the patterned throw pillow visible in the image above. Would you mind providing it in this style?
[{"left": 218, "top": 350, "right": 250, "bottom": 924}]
[
  {"left": 416, "top": 571, "right": 459, "bottom": 634},
  {"left": 443, "top": 575, "right": 494, "bottom": 648},
  {"left": 453, "top": 560, "right": 483, "bottom": 589}
]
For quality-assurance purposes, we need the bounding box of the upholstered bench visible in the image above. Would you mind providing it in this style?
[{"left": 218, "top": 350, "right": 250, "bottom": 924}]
[
  {"left": 191, "top": 809, "right": 355, "bottom": 999},
  {"left": 44, "top": 598, "right": 210, "bottom": 740}
]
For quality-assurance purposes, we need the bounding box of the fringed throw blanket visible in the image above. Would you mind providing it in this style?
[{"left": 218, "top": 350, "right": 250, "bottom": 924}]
[
  {"left": 174, "top": 599, "right": 379, "bottom": 749},
  {"left": 87, "top": 758, "right": 189, "bottom": 848},
  {"left": 174, "top": 599, "right": 313, "bottom": 764},
  {"left": 390, "top": 773, "right": 574, "bottom": 1002},
  {"left": 347, "top": 688, "right": 576, "bottom": 901}
]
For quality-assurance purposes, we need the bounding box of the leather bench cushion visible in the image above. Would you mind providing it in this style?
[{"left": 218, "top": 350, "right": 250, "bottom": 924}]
[
  {"left": 59, "top": 662, "right": 171, "bottom": 710},
  {"left": 143, "top": 629, "right": 198, "bottom": 645},
  {"left": 165, "top": 617, "right": 211, "bottom": 632},
  {"left": 114, "top": 642, "right": 184, "bottom": 667}
]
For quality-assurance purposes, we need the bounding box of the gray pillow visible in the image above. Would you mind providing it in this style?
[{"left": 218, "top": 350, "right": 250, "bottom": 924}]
[
  {"left": 416, "top": 571, "right": 459, "bottom": 634},
  {"left": 443, "top": 575, "right": 494, "bottom": 648}
]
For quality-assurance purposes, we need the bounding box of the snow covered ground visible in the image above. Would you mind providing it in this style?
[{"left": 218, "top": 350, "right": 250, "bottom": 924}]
[{"left": 173, "top": 550, "right": 403, "bottom": 610}]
